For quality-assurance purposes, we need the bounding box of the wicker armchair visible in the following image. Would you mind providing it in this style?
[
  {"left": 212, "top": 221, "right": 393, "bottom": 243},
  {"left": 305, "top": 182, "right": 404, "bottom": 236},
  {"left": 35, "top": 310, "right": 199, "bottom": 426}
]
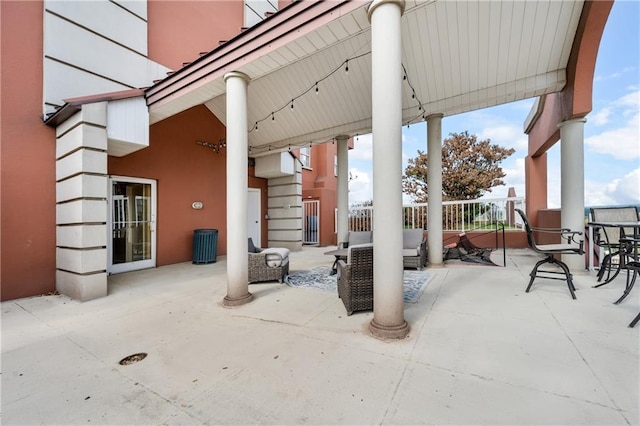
[
  {"left": 247, "top": 238, "right": 289, "bottom": 284},
  {"left": 336, "top": 244, "right": 374, "bottom": 315},
  {"left": 403, "top": 229, "right": 427, "bottom": 270}
]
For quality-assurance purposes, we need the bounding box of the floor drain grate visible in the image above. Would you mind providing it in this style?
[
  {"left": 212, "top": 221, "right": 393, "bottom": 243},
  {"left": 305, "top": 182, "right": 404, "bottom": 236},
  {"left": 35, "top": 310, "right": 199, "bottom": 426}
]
[{"left": 119, "top": 353, "right": 147, "bottom": 365}]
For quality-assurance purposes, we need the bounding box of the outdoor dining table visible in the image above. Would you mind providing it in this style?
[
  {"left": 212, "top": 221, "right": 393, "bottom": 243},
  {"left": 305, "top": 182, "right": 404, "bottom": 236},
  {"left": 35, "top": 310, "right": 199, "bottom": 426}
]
[
  {"left": 588, "top": 220, "right": 640, "bottom": 304},
  {"left": 324, "top": 248, "right": 348, "bottom": 275}
]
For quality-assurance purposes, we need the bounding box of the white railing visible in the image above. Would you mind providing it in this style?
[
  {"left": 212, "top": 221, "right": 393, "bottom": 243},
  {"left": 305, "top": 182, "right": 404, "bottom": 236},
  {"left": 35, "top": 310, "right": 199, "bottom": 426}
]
[{"left": 345, "top": 197, "right": 526, "bottom": 232}]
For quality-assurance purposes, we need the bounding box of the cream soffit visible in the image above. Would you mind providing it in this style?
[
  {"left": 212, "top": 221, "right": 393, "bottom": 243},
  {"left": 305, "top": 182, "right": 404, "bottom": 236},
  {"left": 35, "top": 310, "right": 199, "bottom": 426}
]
[{"left": 146, "top": 0, "right": 583, "bottom": 156}]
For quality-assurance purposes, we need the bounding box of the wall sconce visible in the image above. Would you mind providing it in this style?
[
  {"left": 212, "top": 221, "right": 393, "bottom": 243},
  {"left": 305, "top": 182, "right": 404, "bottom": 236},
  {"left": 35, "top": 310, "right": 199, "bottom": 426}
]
[{"left": 196, "top": 139, "right": 226, "bottom": 153}]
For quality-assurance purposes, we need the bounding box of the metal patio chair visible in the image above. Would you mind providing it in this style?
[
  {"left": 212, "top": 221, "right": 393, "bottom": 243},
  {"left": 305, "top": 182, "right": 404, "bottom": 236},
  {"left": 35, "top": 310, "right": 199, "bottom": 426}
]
[
  {"left": 516, "top": 209, "right": 584, "bottom": 299},
  {"left": 590, "top": 206, "right": 640, "bottom": 286}
]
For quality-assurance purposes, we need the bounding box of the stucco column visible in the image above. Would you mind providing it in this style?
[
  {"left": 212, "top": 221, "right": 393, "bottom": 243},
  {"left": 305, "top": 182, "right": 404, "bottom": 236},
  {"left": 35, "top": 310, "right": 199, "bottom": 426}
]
[
  {"left": 524, "top": 153, "right": 548, "bottom": 225},
  {"left": 426, "top": 113, "right": 444, "bottom": 266},
  {"left": 558, "top": 118, "right": 586, "bottom": 271},
  {"left": 223, "top": 71, "right": 253, "bottom": 307},
  {"left": 336, "top": 135, "right": 350, "bottom": 245},
  {"left": 368, "top": 0, "right": 408, "bottom": 340}
]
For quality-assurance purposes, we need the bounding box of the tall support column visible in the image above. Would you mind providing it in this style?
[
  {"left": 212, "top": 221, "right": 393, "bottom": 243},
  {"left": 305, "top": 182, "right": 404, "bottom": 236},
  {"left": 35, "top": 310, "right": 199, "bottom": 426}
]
[
  {"left": 524, "top": 153, "right": 548, "bottom": 225},
  {"left": 426, "top": 113, "right": 444, "bottom": 266},
  {"left": 55, "top": 102, "right": 108, "bottom": 301},
  {"left": 223, "top": 71, "right": 253, "bottom": 307},
  {"left": 558, "top": 118, "right": 586, "bottom": 271},
  {"left": 368, "top": 0, "right": 408, "bottom": 340},
  {"left": 336, "top": 135, "right": 350, "bottom": 245}
]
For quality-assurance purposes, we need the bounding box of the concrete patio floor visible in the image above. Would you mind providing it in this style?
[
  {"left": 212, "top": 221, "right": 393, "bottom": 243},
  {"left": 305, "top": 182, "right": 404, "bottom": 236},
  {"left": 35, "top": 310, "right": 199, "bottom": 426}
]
[{"left": 2, "top": 247, "right": 638, "bottom": 425}]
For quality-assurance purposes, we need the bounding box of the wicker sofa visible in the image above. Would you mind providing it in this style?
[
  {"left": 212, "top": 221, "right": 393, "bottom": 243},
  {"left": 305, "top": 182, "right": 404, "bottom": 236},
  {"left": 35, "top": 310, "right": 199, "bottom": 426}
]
[
  {"left": 247, "top": 238, "right": 289, "bottom": 284},
  {"left": 336, "top": 244, "right": 374, "bottom": 315}
]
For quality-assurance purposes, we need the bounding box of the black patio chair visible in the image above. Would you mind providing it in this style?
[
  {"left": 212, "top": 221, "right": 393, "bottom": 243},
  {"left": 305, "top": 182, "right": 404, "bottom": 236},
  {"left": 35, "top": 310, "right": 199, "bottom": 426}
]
[
  {"left": 516, "top": 209, "right": 584, "bottom": 299},
  {"left": 590, "top": 206, "right": 640, "bottom": 286}
]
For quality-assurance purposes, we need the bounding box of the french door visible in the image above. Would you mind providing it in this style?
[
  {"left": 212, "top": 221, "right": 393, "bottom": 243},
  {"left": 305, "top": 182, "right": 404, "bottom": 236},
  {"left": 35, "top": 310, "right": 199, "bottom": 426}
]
[
  {"left": 108, "top": 176, "right": 156, "bottom": 274},
  {"left": 247, "top": 188, "right": 261, "bottom": 247}
]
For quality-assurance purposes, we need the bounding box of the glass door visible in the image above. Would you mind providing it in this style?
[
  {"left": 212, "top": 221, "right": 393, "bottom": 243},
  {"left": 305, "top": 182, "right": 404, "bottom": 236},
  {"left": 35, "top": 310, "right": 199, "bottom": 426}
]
[{"left": 108, "top": 177, "right": 156, "bottom": 274}]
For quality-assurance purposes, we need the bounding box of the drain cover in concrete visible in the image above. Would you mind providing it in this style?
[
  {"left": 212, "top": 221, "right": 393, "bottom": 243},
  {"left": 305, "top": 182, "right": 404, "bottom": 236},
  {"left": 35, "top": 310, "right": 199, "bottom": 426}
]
[{"left": 119, "top": 353, "right": 147, "bottom": 365}]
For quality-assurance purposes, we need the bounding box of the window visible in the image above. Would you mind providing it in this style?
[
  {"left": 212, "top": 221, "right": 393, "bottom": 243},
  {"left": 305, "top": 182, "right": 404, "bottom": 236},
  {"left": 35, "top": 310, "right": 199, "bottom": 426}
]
[
  {"left": 300, "top": 147, "right": 311, "bottom": 169},
  {"left": 334, "top": 155, "right": 338, "bottom": 177}
]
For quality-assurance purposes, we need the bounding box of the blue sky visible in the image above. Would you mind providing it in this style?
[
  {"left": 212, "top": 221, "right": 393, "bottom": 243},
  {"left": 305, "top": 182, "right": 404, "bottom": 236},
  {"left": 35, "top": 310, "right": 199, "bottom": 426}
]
[{"left": 348, "top": 1, "right": 640, "bottom": 208}]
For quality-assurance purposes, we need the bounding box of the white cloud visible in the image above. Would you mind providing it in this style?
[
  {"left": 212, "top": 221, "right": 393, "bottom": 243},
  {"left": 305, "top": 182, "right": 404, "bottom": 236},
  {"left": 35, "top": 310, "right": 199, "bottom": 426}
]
[
  {"left": 349, "top": 134, "right": 372, "bottom": 161},
  {"left": 617, "top": 89, "right": 640, "bottom": 108},
  {"left": 591, "top": 107, "right": 612, "bottom": 125},
  {"left": 594, "top": 67, "right": 636, "bottom": 82},
  {"left": 583, "top": 180, "right": 617, "bottom": 206},
  {"left": 501, "top": 157, "right": 526, "bottom": 196},
  {"left": 605, "top": 168, "right": 640, "bottom": 205},
  {"left": 347, "top": 167, "right": 372, "bottom": 205},
  {"left": 587, "top": 89, "right": 639, "bottom": 157},
  {"left": 478, "top": 124, "right": 528, "bottom": 151},
  {"left": 585, "top": 112, "right": 640, "bottom": 160},
  {"left": 584, "top": 169, "right": 640, "bottom": 206}
]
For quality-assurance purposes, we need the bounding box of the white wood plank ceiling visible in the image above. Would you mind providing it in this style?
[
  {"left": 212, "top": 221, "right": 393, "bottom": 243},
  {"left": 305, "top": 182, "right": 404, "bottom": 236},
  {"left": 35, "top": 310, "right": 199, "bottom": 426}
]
[{"left": 148, "top": 0, "right": 584, "bottom": 156}]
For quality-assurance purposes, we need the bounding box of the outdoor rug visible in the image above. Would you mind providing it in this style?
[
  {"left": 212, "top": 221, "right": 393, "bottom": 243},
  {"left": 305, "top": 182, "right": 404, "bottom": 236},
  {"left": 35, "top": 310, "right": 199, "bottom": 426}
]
[{"left": 286, "top": 265, "right": 432, "bottom": 303}]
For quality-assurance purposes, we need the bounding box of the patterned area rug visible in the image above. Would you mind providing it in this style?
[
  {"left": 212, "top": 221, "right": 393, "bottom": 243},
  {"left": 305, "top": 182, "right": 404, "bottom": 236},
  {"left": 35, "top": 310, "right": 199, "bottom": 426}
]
[{"left": 286, "top": 265, "right": 432, "bottom": 303}]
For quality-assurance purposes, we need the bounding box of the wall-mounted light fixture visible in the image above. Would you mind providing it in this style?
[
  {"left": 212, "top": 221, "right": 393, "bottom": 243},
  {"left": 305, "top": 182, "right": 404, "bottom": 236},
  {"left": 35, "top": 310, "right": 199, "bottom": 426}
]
[{"left": 196, "top": 139, "right": 226, "bottom": 153}]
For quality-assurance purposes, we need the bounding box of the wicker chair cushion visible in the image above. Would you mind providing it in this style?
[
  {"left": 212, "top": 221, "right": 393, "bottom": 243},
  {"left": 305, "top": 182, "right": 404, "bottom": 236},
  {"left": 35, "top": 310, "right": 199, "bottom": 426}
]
[
  {"left": 348, "top": 231, "right": 372, "bottom": 246},
  {"left": 262, "top": 247, "right": 290, "bottom": 267},
  {"left": 402, "top": 248, "right": 419, "bottom": 257},
  {"left": 403, "top": 229, "right": 424, "bottom": 250}
]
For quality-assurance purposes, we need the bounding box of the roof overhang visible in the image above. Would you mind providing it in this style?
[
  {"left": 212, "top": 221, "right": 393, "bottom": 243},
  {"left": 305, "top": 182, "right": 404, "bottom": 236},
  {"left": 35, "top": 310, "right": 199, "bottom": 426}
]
[{"left": 145, "top": 0, "right": 584, "bottom": 157}]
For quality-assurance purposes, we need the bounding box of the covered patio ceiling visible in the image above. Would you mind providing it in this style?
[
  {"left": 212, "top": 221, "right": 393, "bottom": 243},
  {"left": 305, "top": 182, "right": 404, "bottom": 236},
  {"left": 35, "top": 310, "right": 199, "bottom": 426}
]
[{"left": 145, "top": 0, "right": 584, "bottom": 157}]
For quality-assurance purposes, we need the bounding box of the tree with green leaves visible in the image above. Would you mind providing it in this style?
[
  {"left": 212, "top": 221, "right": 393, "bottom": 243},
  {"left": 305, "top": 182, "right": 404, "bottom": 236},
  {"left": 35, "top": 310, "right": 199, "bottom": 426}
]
[{"left": 402, "top": 131, "right": 515, "bottom": 202}]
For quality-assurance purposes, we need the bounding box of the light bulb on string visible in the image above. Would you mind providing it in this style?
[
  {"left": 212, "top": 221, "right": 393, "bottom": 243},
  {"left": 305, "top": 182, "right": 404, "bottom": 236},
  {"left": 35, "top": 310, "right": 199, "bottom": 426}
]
[
  {"left": 255, "top": 122, "right": 259, "bottom": 132},
  {"left": 315, "top": 82, "right": 319, "bottom": 95},
  {"left": 271, "top": 112, "right": 275, "bottom": 121},
  {"left": 291, "top": 99, "right": 294, "bottom": 109},
  {"left": 345, "top": 59, "right": 349, "bottom": 75}
]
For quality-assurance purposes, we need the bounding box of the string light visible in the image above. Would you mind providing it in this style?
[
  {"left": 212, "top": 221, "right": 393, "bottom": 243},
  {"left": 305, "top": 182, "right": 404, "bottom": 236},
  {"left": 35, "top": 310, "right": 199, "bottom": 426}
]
[
  {"left": 401, "top": 64, "right": 427, "bottom": 127},
  {"left": 245, "top": 52, "right": 427, "bottom": 134},
  {"left": 248, "top": 51, "right": 370, "bottom": 134}
]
